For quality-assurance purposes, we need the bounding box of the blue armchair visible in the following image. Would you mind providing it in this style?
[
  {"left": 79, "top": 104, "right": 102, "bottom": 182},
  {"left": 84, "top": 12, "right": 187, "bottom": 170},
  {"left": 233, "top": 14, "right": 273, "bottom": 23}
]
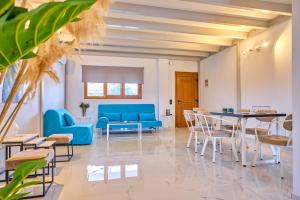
[{"left": 44, "top": 109, "right": 93, "bottom": 145}]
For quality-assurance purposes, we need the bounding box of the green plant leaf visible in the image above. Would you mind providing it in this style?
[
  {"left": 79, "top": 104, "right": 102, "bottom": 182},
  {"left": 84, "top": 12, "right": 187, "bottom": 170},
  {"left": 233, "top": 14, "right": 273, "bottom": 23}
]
[
  {"left": 6, "top": 192, "right": 30, "bottom": 200},
  {"left": 6, "top": 7, "right": 28, "bottom": 20},
  {"left": 0, "top": 159, "right": 47, "bottom": 200},
  {"left": 0, "top": 0, "right": 97, "bottom": 71},
  {"left": 21, "top": 52, "right": 36, "bottom": 59},
  {"left": 14, "top": 181, "right": 41, "bottom": 193},
  {"left": 0, "top": 0, "right": 15, "bottom": 17}
]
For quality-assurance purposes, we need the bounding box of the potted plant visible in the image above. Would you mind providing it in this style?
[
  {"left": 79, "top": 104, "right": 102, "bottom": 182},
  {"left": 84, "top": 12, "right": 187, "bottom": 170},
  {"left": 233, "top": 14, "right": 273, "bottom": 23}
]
[
  {"left": 80, "top": 102, "right": 90, "bottom": 117},
  {"left": 0, "top": 0, "right": 108, "bottom": 198}
]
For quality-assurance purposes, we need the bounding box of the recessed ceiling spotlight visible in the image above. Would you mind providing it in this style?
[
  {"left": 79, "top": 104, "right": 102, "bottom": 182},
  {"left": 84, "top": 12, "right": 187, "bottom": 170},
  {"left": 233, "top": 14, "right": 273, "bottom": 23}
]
[
  {"left": 261, "top": 10, "right": 270, "bottom": 13},
  {"left": 262, "top": 42, "right": 269, "bottom": 48},
  {"left": 255, "top": 45, "right": 261, "bottom": 52}
]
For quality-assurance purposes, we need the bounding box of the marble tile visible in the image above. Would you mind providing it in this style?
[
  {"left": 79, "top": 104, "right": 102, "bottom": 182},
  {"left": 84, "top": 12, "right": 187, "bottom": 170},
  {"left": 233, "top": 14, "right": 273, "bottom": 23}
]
[{"left": 2, "top": 128, "right": 293, "bottom": 200}]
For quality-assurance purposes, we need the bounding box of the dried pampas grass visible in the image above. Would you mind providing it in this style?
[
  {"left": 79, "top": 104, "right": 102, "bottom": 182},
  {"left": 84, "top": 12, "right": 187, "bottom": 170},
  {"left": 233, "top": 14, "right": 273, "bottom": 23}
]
[
  {"left": 66, "top": 0, "right": 109, "bottom": 44},
  {"left": 0, "top": 0, "right": 110, "bottom": 142},
  {"left": 26, "top": 33, "right": 72, "bottom": 88}
]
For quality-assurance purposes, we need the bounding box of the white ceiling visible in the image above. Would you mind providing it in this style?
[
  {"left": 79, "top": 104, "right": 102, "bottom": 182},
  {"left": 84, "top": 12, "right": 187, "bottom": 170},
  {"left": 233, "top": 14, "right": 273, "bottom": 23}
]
[{"left": 19, "top": 0, "right": 292, "bottom": 59}]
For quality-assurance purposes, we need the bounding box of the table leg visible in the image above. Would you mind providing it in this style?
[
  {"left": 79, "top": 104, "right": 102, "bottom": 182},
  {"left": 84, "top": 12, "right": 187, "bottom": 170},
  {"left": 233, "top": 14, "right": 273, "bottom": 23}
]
[
  {"left": 241, "top": 118, "right": 248, "bottom": 167},
  {"left": 107, "top": 124, "right": 110, "bottom": 141},
  {"left": 274, "top": 118, "right": 281, "bottom": 164}
]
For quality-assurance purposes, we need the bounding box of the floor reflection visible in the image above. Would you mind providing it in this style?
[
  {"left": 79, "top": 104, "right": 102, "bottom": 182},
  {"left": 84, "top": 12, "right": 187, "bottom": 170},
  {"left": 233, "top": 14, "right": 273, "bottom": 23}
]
[{"left": 87, "top": 163, "right": 139, "bottom": 182}]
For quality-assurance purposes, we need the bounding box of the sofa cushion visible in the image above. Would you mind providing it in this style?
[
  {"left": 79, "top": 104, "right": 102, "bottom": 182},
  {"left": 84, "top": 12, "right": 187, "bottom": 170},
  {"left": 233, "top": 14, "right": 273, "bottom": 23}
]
[
  {"left": 64, "top": 113, "right": 75, "bottom": 126},
  {"left": 141, "top": 121, "right": 162, "bottom": 128},
  {"left": 103, "top": 113, "right": 121, "bottom": 122},
  {"left": 139, "top": 113, "right": 155, "bottom": 121},
  {"left": 122, "top": 113, "right": 138, "bottom": 121}
]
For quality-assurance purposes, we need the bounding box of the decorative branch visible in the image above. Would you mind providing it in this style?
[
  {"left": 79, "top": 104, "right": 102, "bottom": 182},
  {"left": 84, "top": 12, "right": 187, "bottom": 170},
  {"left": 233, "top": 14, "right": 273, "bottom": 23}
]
[{"left": 0, "top": 0, "right": 109, "bottom": 142}]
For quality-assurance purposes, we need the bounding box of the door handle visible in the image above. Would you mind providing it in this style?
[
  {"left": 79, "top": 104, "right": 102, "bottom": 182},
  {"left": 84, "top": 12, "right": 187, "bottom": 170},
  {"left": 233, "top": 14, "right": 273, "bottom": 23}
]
[{"left": 178, "top": 100, "right": 182, "bottom": 103}]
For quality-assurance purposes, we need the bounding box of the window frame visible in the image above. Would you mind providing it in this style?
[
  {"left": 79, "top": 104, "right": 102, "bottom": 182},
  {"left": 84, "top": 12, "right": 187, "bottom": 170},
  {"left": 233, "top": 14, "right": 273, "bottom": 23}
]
[{"left": 84, "top": 82, "right": 142, "bottom": 99}]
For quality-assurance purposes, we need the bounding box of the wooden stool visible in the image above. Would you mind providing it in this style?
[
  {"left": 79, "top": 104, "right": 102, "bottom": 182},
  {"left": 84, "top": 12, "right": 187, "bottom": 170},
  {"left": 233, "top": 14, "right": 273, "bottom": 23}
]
[
  {"left": 5, "top": 149, "right": 54, "bottom": 199},
  {"left": 38, "top": 141, "right": 57, "bottom": 167},
  {"left": 24, "top": 137, "right": 47, "bottom": 149},
  {"left": 47, "top": 134, "right": 73, "bottom": 162}
]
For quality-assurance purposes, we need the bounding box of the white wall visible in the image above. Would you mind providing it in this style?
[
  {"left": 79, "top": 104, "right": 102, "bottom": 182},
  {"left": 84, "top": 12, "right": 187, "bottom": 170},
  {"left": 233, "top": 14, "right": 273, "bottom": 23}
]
[
  {"left": 0, "top": 92, "right": 41, "bottom": 135},
  {"left": 200, "top": 20, "right": 292, "bottom": 115},
  {"left": 0, "top": 60, "right": 66, "bottom": 136},
  {"left": 42, "top": 60, "right": 66, "bottom": 112},
  {"left": 292, "top": 1, "right": 300, "bottom": 198},
  {"left": 66, "top": 55, "right": 159, "bottom": 125},
  {"left": 200, "top": 46, "right": 237, "bottom": 111},
  {"left": 66, "top": 55, "right": 198, "bottom": 127},
  {"left": 240, "top": 20, "right": 292, "bottom": 113}
]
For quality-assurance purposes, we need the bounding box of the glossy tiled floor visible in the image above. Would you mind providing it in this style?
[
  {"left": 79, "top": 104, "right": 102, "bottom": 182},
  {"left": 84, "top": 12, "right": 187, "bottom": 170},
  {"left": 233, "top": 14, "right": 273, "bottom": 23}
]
[{"left": 39, "top": 128, "right": 292, "bottom": 200}]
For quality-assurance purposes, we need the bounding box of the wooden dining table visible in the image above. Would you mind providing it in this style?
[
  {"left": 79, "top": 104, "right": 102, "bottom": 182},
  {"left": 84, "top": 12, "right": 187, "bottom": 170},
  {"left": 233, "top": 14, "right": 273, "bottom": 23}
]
[{"left": 210, "top": 112, "right": 287, "bottom": 167}]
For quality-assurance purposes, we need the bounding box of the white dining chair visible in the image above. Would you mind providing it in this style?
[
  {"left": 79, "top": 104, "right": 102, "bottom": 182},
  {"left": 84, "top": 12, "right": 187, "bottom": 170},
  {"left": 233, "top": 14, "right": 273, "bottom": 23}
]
[
  {"left": 245, "top": 109, "right": 277, "bottom": 159},
  {"left": 184, "top": 110, "right": 203, "bottom": 153},
  {"left": 197, "top": 113, "right": 239, "bottom": 163},
  {"left": 252, "top": 114, "right": 292, "bottom": 179}
]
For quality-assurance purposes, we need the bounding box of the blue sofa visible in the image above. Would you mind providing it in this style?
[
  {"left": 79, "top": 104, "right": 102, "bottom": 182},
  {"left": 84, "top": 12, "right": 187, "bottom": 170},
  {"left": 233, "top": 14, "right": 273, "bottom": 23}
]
[
  {"left": 96, "top": 104, "right": 162, "bottom": 132},
  {"left": 44, "top": 109, "right": 93, "bottom": 145}
]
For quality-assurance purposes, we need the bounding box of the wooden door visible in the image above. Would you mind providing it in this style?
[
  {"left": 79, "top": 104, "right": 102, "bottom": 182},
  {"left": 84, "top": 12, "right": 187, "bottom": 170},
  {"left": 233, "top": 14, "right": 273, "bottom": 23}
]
[{"left": 175, "top": 72, "right": 199, "bottom": 128}]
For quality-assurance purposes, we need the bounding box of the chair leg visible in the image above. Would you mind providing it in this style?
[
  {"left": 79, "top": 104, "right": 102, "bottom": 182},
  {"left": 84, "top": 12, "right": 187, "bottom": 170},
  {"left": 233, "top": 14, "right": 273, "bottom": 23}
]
[
  {"left": 252, "top": 142, "right": 261, "bottom": 167},
  {"left": 271, "top": 145, "right": 277, "bottom": 157},
  {"left": 212, "top": 138, "right": 216, "bottom": 163},
  {"left": 238, "top": 134, "right": 242, "bottom": 153},
  {"left": 187, "top": 131, "right": 193, "bottom": 148},
  {"left": 201, "top": 137, "right": 208, "bottom": 156},
  {"left": 219, "top": 139, "right": 223, "bottom": 154},
  {"left": 259, "top": 143, "right": 264, "bottom": 160},
  {"left": 194, "top": 132, "right": 198, "bottom": 153},
  {"left": 280, "top": 152, "right": 284, "bottom": 179},
  {"left": 277, "top": 147, "right": 281, "bottom": 164},
  {"left": 231, "top": 139, "right": 239, "bottom": 162}
]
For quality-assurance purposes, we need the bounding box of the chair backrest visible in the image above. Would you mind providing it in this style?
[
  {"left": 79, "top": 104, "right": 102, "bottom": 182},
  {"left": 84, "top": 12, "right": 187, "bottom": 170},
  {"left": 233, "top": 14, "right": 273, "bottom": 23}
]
[
  {"left": 283, "top": 114, "right": 293, "bottom": 132},
  {"left": 193, "top": 107, "right": 213, "bottom": 125},
  {"left": 255, "top": 109, "right": 277, "bottom": 122},
  {"left": 195, "top": 113, "right": 213, "bottom": 137},
  {"left": 184, "top": 110, "right": 194, "bottom": 131},
  {"left": 237, "top": 108, "right": 250, "bottom": 113},
  {"left": 44, "top": 109, "right": 73, "bottom": 137},
  {"left": 193, "top": 107, "right": 207, "bottom": 112}
]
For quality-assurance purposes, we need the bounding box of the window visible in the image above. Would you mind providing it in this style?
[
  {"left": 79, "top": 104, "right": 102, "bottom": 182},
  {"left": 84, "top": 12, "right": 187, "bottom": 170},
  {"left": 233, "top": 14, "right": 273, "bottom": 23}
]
[
  {"left": 124, "top": 83, "right": 139, "bottom": 96},
  {"left": 86, "top": 83, "right": 104, "bottom": 97},
  {"left": 107, "top": 83, "right": 121, "bottom": 96},
  {"left": 85, "top": 82, "right": 142, "bottom": 99}
]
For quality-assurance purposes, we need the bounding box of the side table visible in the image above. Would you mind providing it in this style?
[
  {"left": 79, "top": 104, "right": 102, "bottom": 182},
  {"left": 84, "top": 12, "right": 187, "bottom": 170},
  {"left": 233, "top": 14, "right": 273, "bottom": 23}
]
[{"left": 76, "top": 116, "right": 92, "bottom": 124}]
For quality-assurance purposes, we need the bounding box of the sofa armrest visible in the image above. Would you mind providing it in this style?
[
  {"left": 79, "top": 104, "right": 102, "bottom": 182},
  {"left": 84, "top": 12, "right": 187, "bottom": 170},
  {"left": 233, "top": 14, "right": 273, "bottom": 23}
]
[
  {"left": 96, "top": 117, "right": 109, "bottom": 129},
  {"left": 99, "top": 117, "right": 109, "bottom": 123}
]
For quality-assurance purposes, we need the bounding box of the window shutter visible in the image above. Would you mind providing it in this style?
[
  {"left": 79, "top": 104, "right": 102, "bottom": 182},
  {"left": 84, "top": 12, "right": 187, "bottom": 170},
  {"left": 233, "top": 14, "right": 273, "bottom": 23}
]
[{"left": 82, "top": 66, "right": 144, "bottom": 84}]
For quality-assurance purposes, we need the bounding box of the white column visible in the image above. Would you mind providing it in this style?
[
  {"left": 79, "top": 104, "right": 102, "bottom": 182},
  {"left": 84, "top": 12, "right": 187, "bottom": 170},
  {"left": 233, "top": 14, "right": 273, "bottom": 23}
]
[
  {"left": 292, "top": 1, "right": 300, "bottom": 199},
  {"left": 157, "top": 59, "right": 171, "bottom": 120}
]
